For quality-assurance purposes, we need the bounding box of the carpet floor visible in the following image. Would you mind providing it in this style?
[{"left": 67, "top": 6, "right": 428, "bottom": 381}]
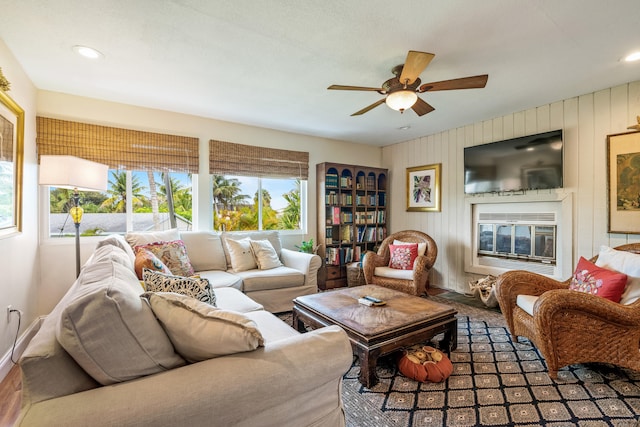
[{"left": 281, "top": 293, "right": 640, "bottom": 427}]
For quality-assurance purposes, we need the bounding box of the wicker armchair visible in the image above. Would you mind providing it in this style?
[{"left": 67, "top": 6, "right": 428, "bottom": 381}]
[
  {"left": 362, "top": 230, "right": 437, "bottom": 296},
  {"left": 495, "top": 243, "right": 640, "bottom": 379}
]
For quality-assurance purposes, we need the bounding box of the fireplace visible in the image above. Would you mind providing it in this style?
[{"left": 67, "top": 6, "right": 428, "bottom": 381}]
[{"left": 464, "top": 193, "right": 573, "bottom": 279}]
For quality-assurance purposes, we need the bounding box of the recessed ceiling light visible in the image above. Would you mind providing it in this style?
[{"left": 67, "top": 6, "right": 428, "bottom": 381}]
[
  {"left": 398, "top": 125, "right": 411, "bottom": 131},
  {"left": 622, "top": 51, "right": 640, "bottom": 62},
  {"left": 72, "top": 45, "right": 104, "bottom": 60}
]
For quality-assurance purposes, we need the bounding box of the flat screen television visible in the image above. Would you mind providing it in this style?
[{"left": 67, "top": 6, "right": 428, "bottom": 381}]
[{"left": 464, "top": 130, "right": 563, "bottom": 194}]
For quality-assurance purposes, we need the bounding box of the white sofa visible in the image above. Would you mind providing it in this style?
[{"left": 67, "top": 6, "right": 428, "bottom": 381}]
[
  {"left": 127, "top": 229, "right": 323, "bottom": 313},
  {"left": 17, "top": 234, "right": 353, "bottom": 427}
]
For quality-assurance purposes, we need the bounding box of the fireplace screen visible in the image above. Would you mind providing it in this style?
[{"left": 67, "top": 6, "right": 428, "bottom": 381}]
[{"left": 478, "top": 223, "right": 556, "bottom": 264}]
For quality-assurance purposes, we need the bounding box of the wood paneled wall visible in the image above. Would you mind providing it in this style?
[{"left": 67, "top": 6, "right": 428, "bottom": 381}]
[{"left": 383, "top": 80, "right": 640, "bottom": 293}]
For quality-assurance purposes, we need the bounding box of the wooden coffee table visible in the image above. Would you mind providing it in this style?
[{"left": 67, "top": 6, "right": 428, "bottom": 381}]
[{"left": 292, "top": 285, "right": 457, "bottom": 388}]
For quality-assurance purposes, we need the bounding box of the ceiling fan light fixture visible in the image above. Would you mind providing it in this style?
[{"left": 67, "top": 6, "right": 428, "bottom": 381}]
[{"left": 385, "top": 90, "right": 418, "bottom": 113}]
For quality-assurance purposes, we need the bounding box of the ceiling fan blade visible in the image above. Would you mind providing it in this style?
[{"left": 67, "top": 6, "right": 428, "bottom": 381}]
[
  {"left": 351, "top": 99, "right": 386, "bottom": 116},
  {"left": 418, "top": 74, "right": 488, "bottom": 92},
  {"left": 328, "top": 84, "right": 383, "bottom": 91},
  {"left": 399, "top": 51, "right": 435, "bottom": 85},
  {"left": 411, "top": 97, "right": 435, "bottom": 116}
]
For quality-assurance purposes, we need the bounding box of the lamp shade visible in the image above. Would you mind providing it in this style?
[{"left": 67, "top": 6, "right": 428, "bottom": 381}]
[
  {"left": 39, "top": 155, "right": 109, "bottom": 191},
  {"left": 385, "top": 90, "right": 418, "bottom": 112}
]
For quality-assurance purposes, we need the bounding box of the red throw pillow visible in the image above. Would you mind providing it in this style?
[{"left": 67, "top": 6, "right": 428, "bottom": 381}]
[
  {"left": 569, "top": 256, "right": 628, "bottom": 302},
  {"left": 388, "top": 243, "right": 418, "bottom": 270}
]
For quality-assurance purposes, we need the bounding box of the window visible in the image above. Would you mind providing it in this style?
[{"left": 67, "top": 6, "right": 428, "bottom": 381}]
[
  {"left": 212, "top": 175, "right": 303, "bottom": 231},
  {"left": 37, "top": 117, "right": 199, "bottom": 238},
  {"left": 48, "top": 170, "right": 193, "bottom": 237},
  {"left": 209, "top": 140, "right": 309, "bottom": 232}
]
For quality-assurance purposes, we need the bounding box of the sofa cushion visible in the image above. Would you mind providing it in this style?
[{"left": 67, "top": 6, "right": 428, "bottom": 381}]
[
  {"left": 56, "top": 260, "right": 185, "bottom": 385},
  {"left": 373, "top": 266, "right": 413, "bottom": 280},
  {"left": 243, "top": 310, "right": 299, "bottom": 343},
  {"left": 134, "top": 248, "right": 172, "bottom": 279},
  {"left": 142, "top": 268, "right": 216, "bottom": 306},
  {"left": 142, "top": 292, "right": 264, "bottom": 363},
  {"left": 214, "top": 287, "right": 264, "bottom": 312},
  {"left": 250, "top": 239, "right": 283, "bottom": 270},
  {"left": 516, "top": 294, "right": 539, "bottom": 316},
  {"left": 179, "top": 231, "right": 227, "bottom": 271},
  {"left": 595, "top": 245, "right": 640, "bottom": 305},
  {"left": 196, "top": 270, "right": 243, "bottom": 290},
  {"left": 125, "top": 228, "right": 181, "bottom": 248},
  {"left": 136, "top": 239, "right": 195, "bottom": 277},
  {"left": 96, "top": 234, "right": 136, "bottom": 266},
  {"left": 569, "top": 256, "right": 628, "bottom": 302},
  {"left": 225, "top": 237, "right": 258, "bottom": 272},
  {"left": 221, "top": 231, "right": 282, "bottom": 269},
  {"left": 85, "top": 243, "right": 135, "bottom": 273},
  {"left": 236, "top": 266, "right": 304, "bottom": 292}
]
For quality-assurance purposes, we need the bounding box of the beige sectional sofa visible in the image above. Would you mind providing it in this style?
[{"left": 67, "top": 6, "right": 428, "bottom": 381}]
[
  {"left": 17, "top": 234, "right": 352, "bottom": 427},
  {"left": 124, "top": 228, "right": 322, "bottom": 313},
  {"left": 177, "top": 230, "right": 322, "bottom": 313}
]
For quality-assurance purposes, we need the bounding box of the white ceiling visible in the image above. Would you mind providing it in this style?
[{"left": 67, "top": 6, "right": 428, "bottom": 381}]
[{"left": 1, "top": 0, "right": 639, "bottom": 146}]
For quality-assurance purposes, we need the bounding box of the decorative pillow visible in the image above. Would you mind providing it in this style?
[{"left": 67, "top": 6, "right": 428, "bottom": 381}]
[
  {"left": 225, "top": 237, "right": 257, "bottom": 272},
  {"left": 393, "top": 239, "right": 427, "bottom": 257},
  {"left": 595, "top": 245, "right": 640, "bottom": 305},
  {"left": 142, "top": 269, "right": 216, "bottom": 306},
  {"left": 569, "top": 256, "right": 628, "bottom": 302},
  {"left": 389, "top": 243, "right": 418, "bottom": 270},
  {"left": 397, "top": 344, "right": 453, "bottom": 383},
  {"left": 141, "top": 292, "right": 264, "bottom": 363},
  {"left": 136, "top": 240, "right": 195, "bottom": 277},
  {"left": 134, "top": 248, "right": 172, "bottom": 279},
  {"left": 56, "top": 261, "right": 185, "bottom": 385},
  {"left": 250, "top": 239, "right": 283, "bottom": 270}
]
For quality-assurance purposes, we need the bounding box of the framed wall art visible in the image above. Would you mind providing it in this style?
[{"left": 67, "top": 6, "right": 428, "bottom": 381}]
[
  {"left": 0, "top": 90, "right": 24, "bottom": 237},
  {"left": 607, "top": 131, "right": 640, "bottom": 234},
  {"left": 406, "top": 163, "right": 441, "bottom": 212}
]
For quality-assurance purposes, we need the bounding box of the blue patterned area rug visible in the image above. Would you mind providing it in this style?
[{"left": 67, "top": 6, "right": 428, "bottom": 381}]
[{"left": 338, "top": 296, "right": 640, "bottom": 427}]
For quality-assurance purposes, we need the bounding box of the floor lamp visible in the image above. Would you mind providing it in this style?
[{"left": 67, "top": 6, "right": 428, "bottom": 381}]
[{"left": 39, "top": 155, "right": 109, "bottom": 277}]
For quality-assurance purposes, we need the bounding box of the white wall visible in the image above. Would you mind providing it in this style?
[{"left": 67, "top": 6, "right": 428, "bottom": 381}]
[
  {"left": 36, "top": 91, "right": 383, "bottom": 314},
  {"left": 383, "top": 80, "right": 640, "bottom": 293},
  {"left": 0, "top": 40, "right": 39, "bottom": 361}
]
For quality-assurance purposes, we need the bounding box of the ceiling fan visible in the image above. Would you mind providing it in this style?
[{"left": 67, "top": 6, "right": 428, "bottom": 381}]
[{"left": 328, "top": 50, "right": 488, "bottom": 116}]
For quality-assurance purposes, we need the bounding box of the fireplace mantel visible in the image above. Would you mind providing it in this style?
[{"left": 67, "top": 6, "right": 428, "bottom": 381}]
[{"left": 464, "top": 190, "right": 574, "bottom": 279}]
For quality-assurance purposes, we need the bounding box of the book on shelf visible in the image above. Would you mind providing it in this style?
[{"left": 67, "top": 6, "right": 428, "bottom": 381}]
[
  {"left": 340, "top": 176, "right": 352, "bottom": 188},
  {"left": 332, "top": 206, "right": 340, "bottom": 224},
  {"left": 326, "top": 173, "right": 339, "bottom": 187}
]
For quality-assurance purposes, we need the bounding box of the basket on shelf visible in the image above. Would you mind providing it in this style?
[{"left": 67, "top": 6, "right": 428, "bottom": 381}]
[{"left": 346, "top": 262, "right": 366, "bottom": 287}]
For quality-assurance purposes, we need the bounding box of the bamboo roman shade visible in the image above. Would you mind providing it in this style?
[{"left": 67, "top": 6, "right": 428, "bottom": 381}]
[
  {"left": 36, "top": 117, "right": 199, "bottom": 173},
  {"left": 209, "top": 140, "right": 309, "bottom": 179}
]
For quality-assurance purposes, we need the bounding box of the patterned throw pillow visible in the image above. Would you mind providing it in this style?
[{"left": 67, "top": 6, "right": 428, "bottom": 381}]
[
  {"left": 142, "top": 269, "right": 216, "bottom": 306},
  {"left": 250, "top": 239, "right": 283, "bottom": 270},
  {"left": 388, "top": 243, "right": 419, "bottom": 270},
  {"left": 134, "top": 248, "right": 172, "bottom": 279},
  {"left": 136, "top": 240, "right": 195, "bottom": 277},
  {"left": 569, "top": 256, "right": 628, "bottom": 302}
]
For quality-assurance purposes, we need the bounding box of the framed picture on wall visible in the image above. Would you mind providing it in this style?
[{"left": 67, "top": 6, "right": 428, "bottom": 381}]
[
  {"left": 607, "top": 131, "right": 640, "bottom": 234},
  {"left": 406, "top": 163, "right": 441, "bottom": 212},
  {"left": 0, "top": 90, "right": 24, "bottom": 237}
]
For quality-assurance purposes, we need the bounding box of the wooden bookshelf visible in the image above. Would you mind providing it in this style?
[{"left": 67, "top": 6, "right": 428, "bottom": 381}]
[{"left": 316, "top": 162, "right": 388, "bottom": 289}]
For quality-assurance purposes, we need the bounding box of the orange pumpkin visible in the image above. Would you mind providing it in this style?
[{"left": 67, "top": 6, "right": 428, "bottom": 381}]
[{"left": 397, "top": 345, "right": 453, "bottom": 383}]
